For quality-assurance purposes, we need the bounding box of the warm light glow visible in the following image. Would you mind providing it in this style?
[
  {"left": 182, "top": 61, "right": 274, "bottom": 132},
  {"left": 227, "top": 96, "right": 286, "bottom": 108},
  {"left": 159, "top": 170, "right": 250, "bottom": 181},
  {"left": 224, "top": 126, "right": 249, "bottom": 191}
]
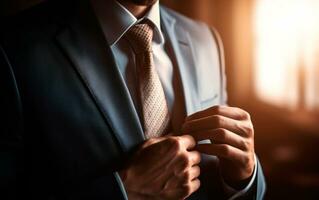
[{"left": 254, "top": 0, "right": 319, "bottom": 110}]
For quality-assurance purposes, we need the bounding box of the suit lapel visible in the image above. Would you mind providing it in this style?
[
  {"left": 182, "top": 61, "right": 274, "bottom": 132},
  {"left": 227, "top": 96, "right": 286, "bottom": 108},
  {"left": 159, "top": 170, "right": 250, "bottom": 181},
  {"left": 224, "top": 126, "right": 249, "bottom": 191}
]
[
  {"left": 161, "top": 7, "right": 201, "bottom": 133},
  {"left": 56, "top": 0, "right": 144, "bottom": 152}
]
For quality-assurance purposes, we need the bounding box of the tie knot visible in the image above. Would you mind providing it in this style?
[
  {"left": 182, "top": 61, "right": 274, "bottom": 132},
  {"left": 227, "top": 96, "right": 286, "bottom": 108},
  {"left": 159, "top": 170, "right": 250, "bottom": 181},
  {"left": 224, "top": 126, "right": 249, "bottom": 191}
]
[{"left": 125, "top": 23, "right": 153, "bottom": 54}]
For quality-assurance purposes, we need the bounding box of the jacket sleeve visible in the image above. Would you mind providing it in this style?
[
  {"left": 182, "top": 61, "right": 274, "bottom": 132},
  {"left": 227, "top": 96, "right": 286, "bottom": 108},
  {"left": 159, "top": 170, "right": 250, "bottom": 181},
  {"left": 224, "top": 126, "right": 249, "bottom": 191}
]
[
  {"left": 63, "top": 172, "right": 127, "bottom": 200},
  {"left": 0, "top": 45, "right": 127, "bottom": 200}
]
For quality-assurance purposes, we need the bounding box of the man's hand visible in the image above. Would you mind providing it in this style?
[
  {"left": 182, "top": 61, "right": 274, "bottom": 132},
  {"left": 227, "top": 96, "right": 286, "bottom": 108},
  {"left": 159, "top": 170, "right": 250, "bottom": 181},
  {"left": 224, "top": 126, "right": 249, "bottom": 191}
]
[
  {"left": 119, "top": 135, "right": 201, "bottom": 200},
  {"left": 182, "top": 105, "right": 255, "bottom": 185}
]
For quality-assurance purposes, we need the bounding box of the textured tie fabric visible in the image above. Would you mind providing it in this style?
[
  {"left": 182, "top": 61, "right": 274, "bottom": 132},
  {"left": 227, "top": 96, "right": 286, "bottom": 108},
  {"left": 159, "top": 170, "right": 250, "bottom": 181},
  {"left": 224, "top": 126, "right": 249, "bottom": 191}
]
[{"left": 125, "top": 22, "right": 170, "bottom": 138}]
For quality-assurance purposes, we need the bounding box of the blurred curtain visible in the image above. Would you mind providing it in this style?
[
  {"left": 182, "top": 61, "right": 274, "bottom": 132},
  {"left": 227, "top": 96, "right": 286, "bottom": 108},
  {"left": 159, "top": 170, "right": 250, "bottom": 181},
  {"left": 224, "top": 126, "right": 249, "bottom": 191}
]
[{"left": 254, "top": 0, "right": 319, "bottom": 112}]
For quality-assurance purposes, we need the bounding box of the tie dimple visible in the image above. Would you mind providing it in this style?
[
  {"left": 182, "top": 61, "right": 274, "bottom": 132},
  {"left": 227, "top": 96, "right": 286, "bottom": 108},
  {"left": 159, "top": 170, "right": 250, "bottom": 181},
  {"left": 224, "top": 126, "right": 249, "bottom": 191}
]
[
  {"left": 125, "top": 23, "right": 153, "bottom": 53},
  {"left": 125, "top": 23, "right": 170, "bottom": 138}
]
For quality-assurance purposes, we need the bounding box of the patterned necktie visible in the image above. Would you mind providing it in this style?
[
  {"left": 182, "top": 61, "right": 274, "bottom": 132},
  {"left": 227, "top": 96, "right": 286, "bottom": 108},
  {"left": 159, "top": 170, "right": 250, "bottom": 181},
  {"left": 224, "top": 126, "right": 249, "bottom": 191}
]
[{"left": 125, "top": 22, "right": 170, "bottom": 138}]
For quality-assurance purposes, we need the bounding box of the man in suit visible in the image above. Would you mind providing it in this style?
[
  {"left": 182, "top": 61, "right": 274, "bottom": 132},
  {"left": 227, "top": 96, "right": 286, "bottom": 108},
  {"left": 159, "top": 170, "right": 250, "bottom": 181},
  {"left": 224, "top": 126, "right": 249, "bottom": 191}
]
[{"left": 0, "top": 0, "right": 266, "bottom": 199}]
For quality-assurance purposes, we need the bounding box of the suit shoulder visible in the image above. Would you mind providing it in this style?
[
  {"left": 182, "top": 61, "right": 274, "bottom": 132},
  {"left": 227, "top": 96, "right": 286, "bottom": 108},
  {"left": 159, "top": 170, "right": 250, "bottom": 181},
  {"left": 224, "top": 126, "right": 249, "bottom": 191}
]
[
  {"left": 1, "top": 1, "right": 68, "bottom": 45},
  {"left": 2, "top": 1, "right": 58, "bottom": 30},
  {"left": 0, "top": 1, "right": 69, "bottom": 60},
  {"left": 160, "top": 6, "right": 212, "bottom": 35},
  {"left": 160, "top": 5, "right": 217, "bottom": 51},
  {"left": 161, "top": 6, "right": 220, "bottom": 55}
]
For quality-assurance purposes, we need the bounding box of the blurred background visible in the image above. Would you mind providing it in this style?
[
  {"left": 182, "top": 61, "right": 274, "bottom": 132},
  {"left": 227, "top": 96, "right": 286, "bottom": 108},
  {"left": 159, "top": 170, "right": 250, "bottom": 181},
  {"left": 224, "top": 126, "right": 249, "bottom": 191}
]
[{"left": 1, "top": 0, "right": 319, "bottom": 199}]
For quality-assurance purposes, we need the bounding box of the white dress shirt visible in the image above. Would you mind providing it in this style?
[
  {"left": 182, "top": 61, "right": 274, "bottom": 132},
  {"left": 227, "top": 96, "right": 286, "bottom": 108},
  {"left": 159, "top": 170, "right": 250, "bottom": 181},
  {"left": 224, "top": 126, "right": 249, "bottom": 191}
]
[
  {"left": 91, "top": 0, "right": 174, "bottom": 117},
  {"left": 91, "top": 0, "right": 257, "bottom": 199}
]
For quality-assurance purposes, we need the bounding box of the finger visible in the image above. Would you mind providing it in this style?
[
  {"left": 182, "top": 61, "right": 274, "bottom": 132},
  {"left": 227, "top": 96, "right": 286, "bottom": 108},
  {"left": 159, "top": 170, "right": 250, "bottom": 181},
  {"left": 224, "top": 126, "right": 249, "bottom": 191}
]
[
  {"left": 176, "top": 178, "right": 201, "bottom": 199},
  {"left": 187, "top": 178, "right": 201, "bottom": 197},
  {"left": 171, "top": 178, "right": 201, "bottom": 200},
  {"left": 179, "top": 134, "right": 196, "bottom": 150},
  {"left": 189, "top": 165, "right": 200, "bottom": 180},
  {"left": 182, "top": 115, "right": 241, "bottom": 133},
  {"left": 176, "top": 165, "right": 200, "bottom": 183},
  {"left": 188, "top": 150, "right": 201, "bottom": 166},
  {"left": 142, "top": 136, "right": 167, "bottom": 148},
  {"left": 195, "top": 144, "right": 245, "bottom": 164},
  {"left": 191, "top": 128, "right": 249, "bottom": 151},
  {"left": 173, "top": 151, "right": 201, "bottom": 174},
  {"left": 186, "top": 105, "right": 250, "bottom": 121},
  {"left": 183, "top": 115, "right": 248, "bottom": 137},
  {"left": 144, "top": 138, "right": 183, "bottom": 170}
]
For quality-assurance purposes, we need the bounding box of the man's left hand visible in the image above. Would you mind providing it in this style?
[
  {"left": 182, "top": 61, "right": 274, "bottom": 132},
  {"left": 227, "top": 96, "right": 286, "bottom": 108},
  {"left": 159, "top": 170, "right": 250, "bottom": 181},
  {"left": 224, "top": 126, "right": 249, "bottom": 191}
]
[{"left": 182, "top": 105, "right": 255, "bottom": 185}]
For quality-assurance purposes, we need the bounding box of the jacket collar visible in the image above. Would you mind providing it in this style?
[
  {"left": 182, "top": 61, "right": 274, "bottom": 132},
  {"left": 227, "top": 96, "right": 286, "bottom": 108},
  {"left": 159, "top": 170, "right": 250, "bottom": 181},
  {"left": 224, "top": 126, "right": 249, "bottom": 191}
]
[{"left": 91, "top": 0, "right": 164, "bottom": 47}]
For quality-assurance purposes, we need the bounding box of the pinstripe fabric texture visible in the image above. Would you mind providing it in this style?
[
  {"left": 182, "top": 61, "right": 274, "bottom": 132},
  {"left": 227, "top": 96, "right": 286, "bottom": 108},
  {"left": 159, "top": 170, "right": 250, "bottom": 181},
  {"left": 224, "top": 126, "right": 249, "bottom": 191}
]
[{"left": 125, "top": 23, "right": 170, "bottom": 138}]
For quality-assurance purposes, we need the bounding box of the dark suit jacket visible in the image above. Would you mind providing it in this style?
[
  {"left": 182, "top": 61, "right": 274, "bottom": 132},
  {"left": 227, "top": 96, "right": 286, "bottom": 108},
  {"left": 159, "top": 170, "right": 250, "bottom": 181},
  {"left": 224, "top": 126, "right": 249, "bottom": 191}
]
[{"left": 0, "top": 0, "right": 266, "bottom": 199}]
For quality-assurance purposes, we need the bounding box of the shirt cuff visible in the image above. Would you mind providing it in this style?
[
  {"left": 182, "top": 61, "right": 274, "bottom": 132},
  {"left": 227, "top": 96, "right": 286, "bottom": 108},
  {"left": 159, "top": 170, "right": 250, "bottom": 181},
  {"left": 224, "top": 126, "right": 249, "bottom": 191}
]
[
  {"left": 114, "top": 172, "right": 129, "bottom": 200},
  {"left": 222, "top": 154, "right": 258, "bottom": 200}
]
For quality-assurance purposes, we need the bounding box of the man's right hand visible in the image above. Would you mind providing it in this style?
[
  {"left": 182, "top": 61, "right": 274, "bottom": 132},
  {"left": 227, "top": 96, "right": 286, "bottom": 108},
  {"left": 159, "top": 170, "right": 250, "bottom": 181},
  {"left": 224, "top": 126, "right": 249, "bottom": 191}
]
[{"left": 119, "top": 135, "right": 201, "bottom": 200}]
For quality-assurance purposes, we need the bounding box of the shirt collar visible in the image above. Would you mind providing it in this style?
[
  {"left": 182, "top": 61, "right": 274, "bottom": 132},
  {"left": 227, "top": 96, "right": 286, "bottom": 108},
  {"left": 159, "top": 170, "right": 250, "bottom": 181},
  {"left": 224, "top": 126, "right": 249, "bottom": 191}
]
[{"left": 91, "top": 0, "right": 164, "bottom": 47}]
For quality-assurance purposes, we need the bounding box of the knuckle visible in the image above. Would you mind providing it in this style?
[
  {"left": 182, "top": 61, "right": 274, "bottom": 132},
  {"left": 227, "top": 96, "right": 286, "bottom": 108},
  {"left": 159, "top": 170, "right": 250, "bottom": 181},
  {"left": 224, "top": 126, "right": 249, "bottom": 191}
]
[
  {"left": 238, "top": 108, "right": 250, "bottom": 120},
  {"left": 180, "top": 153, "right": 190, "bottom": 168},
  {"left": 143, "top": 138, "right": 155, "bottom": 147},
  {"left": 168, "top": 137, "right": 181, "bottom": 151},
  {"left": 242, "top": 111, "right": 251, "bottom": 120},
  {"left": 194, "top": 151, "right": 201, "bottom": 163},
  {"left": 240, "top": 155, "right": 254, "bottom": 174},
  {"left": 247, "top": 156, "right": 255, "bottom": 172},
  {"left": 184, "top": 170, "right": 191, "bottom": 182},
  {"left": 221, "top": 144, "right": 231, "bottom": 156},
  {"left": 194, "top": 166, "right": 201, "bottom": 177},
  {"left": 241, "top": 139, "right": 250, "bottom": 150},
  {"left": 234, "top": 107, "right": 250, "bottom": 120},
  {"left": 188, "top": 135, "right": 196, "bottom": 146},
  {"left": 245, "top": 124, "right": 254, "bottom": 137},
  {"left": 197, "top": 179, "right": 201, "bottom": 188},
  {"left": 213, "top": 105, "right": 222, "bottom": 113},
  {"left": 194, "top": 179, "right": 201, "bottom": 190},
  {"left": 241, "top": 154, "right": 250, "bottom": 165},
  {"left": 213, "top": 115, "right": 223, "bottom": 127},
  {"left": 238, "top": 123, "right": 254, "bottom": 138},
  {"left": 218, "top": 128, "right": 228, "bottom": 140}
]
